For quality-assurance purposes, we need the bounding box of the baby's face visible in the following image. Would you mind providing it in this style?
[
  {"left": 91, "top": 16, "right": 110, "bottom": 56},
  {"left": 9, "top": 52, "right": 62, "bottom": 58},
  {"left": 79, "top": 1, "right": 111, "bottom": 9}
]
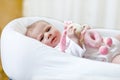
[{"left": 32, "top": 21, "right": 61, "bottom": 47}]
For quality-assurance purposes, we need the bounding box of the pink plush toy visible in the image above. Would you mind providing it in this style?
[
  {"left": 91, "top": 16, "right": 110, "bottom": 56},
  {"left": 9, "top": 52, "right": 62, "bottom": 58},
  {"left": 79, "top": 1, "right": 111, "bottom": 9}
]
[
  {"left": 98, "top": 37, "right": 112, "bottom": 55},
  {"left": 59, "top": 21, "right": 113, "bottom": 55},
  {"left": 84, "top": 30, "right": 113, "bottom": 55},
  {"left": 59, "top": 30, "right": 67, "bottom": 52},
  {"left": 59, "top": 21, "right": 72, "bottom": 52}
]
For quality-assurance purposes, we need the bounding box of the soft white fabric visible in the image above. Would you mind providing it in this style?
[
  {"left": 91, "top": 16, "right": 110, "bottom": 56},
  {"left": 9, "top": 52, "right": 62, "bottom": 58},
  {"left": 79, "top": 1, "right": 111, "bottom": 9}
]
[{"left": 1, "top": 17, "right": 120, "bottom": 80}]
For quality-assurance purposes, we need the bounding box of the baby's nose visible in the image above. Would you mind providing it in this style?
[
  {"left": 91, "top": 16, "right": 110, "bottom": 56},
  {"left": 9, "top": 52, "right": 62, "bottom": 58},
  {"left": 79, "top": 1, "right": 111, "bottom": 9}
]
[{"left": 48, "top": 33, "right": 52, "bottom": 39}]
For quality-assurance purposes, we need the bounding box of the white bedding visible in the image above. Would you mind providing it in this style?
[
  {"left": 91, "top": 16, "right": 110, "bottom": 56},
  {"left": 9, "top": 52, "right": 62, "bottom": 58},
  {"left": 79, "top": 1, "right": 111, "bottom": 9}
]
[{"left": 1, "top": 17, "right": 120, "bottom": 80}]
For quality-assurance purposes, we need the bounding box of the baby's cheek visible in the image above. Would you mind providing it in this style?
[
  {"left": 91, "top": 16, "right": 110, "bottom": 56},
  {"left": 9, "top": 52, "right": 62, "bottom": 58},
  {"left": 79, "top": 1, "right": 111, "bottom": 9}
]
[
  {"left": 42, "top": 40, "right": 50, "bottom": 46},
  {"left": 45, "top": 41, "right": 50, "bottom": 45}
]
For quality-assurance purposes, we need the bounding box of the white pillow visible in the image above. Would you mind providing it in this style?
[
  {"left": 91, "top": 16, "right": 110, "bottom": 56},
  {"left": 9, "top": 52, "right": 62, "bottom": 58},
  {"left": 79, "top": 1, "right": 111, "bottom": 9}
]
[{"left": 1, "top": 17, "right": 120, "bottom": 80}]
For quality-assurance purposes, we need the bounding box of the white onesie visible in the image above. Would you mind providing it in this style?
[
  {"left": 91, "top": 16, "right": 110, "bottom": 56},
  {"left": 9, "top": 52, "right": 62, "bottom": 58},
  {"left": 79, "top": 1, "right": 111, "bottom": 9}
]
[{"left": 55, "top": 37, "right": 120, "bottom": 62}]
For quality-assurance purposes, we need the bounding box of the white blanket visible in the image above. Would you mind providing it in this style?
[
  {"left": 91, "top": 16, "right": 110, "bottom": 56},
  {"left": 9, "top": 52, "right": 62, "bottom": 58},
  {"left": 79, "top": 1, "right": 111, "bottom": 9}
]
[{"left": 1, "top": 17, "right": 120, "bottom": 80}]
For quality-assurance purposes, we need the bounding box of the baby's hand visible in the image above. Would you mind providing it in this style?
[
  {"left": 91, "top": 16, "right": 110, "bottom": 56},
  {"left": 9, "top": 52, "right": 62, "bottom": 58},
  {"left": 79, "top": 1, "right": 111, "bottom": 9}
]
[
  {"left": 66, "top": 25, "right": 78, "bottom": 39},
  {"left": 66, "top": 25, "right": 81, "bottom": 45},
  {"left": 63, "top": 21, "right": 77, "bottom": 38}
]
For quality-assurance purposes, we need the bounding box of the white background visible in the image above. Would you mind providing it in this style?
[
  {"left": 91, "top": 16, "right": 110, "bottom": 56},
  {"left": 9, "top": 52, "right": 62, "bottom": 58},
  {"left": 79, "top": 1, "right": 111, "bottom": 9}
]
[{"left": 23, "top": 0, "right": 120, "bottom": 29}]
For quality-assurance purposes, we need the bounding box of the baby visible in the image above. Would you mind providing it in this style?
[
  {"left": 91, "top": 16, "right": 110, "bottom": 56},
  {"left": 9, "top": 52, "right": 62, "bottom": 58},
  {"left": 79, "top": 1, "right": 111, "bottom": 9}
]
[{"left": 26, "top": 20, "right": 120, "bottom": 64}]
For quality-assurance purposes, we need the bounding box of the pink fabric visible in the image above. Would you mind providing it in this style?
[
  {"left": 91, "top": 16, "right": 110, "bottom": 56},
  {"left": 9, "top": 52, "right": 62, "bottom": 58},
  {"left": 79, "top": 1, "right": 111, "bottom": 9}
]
[
  {"left": 84, "top": 30, "right": 113, "bottom": 55},
  {"left": 59, "top": 30, "right": 67, "bottom": 52}
]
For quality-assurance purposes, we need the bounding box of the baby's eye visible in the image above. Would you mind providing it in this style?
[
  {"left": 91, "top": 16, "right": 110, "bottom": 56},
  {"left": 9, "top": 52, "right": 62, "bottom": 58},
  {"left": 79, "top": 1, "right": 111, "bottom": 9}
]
[
  {"left": 46, "top": 27, "right": 51, "bottom": 32},
  {"left": 40, "top": 34, "right": 44, "bottom": 41}
]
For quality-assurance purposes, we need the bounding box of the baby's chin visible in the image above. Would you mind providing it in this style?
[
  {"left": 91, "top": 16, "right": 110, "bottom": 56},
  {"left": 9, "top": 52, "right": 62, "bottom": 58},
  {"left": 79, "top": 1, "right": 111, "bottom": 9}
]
[
  {"left": 52, "top": 44, "right": 58, "bottom": 48},
  {"left": 52, "top": 42, "right": 59, "bottom": 48}
]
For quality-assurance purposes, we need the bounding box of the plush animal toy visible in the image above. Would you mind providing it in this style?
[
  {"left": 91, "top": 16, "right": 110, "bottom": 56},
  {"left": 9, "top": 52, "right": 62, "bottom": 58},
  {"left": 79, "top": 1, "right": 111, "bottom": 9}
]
[
  {"left": 59, "top": 21, "right": 113, "bottom": 55},
  {"left": 59, "top": 22, "right": 85, "bottom": 52}
]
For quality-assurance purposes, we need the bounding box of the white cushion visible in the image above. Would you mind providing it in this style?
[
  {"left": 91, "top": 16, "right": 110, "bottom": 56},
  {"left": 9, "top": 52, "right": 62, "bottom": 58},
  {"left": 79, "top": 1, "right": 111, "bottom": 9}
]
[{"left": 1, "top": 17, "right": 120, "bottom": 80}]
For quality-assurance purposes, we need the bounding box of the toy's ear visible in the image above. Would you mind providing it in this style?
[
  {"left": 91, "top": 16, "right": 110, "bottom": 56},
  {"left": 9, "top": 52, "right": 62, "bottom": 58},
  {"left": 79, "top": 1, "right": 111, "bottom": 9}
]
[
  {"left": 59, "top": 30, "right": 67, "bottom": 52},
  {"left": 64, "top": 21, "right": 72, "bottom": 30},
  {"left": 64, "top": 21, "right": 72, "bottom": 25}
]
